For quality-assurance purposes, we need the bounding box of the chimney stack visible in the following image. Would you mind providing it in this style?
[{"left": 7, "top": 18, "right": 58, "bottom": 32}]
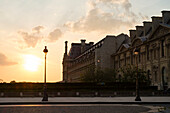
[
  {"left": 129, "top": 30, "right": 136, "bottom": 41},
  {"left": 143, "top": 21, "right": 152, "bottom": 36},
  {"left": 81, "top": 39, "right": 86, "bottom": 53},
  {"left": 65, "top": 41, "right": 68, "bottom": 55},
  {"left": 161, "top": 10, "right": 170, "bottom": 24},
  {"left": 136, "top": 26, "right": 144, "bottom": 37},
  {"left": 151, "top": 16, "right": 162, "bottom": 32},
  {"left": 89, "top": 42, "right": 94, "bottom": 46}
]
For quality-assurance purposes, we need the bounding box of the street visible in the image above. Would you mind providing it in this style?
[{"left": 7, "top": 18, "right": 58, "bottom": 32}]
[{"left": 0, "top": 104, "right": 170, "bottom": 113}]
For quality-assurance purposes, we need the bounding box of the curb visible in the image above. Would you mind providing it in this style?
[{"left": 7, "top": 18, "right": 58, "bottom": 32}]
[{"left": 0, "top": 102, "right": 170, "bottom": 105}]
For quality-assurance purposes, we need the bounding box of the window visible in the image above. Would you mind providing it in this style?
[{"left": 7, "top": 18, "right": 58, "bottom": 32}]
[
  {"left": 147, "top": 70, "right": 151, "bottom": 82},
  {"left": 154, "top": 71, "right": 157, "bottom": 82},
  {"left": 118, "top": 55, "right": 120, "bottom": 68},
  {"left": 154, "top": 49, "right": 156, "bottom": 59},
  {"left": 118, "top": 75, "right": 121, "bottom": 82},
  {"left": 161, "top": 40, "right": 165, "bottom": 57},
  {"left": 124, "top": 53, "right": 126, "bottom": 66},
  {"left": 139, "top": 49, "right": 141, "bottom": 63},
  {"left": 147, "top": 46, "right": 149, "bottom": 60},
  {"left": 162, "top": 67, "right": 167, "bottom": 88},
  {"left": 131, "top": 51, "right": 133, "bottom": 64}
]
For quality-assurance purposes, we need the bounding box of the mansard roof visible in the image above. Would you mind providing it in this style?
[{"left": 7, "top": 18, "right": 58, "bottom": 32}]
[
  {"left": 68, "top": 42, "right": 92, "bottom": 59},
  {"left": 74, "top": 38, "right": 106, "bottom": 59},
  {"left": 147, "top": 23, "right": 170, "bottom": 40}
]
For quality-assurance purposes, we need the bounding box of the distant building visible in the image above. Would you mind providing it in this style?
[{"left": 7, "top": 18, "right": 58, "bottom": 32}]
[
  {"left": 62, "top": 10, "right": 170, "bottom": 90},
  {"left": 112, "top": 10, "right": 170, "bottom": 90},
  {"left": 63, "top": 34, "right": 129, "bottom": 82}
]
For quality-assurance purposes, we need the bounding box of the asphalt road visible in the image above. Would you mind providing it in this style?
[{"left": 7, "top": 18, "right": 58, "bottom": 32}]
[{"left": 0, "top": 104, "right": 169, "bottom": 113}]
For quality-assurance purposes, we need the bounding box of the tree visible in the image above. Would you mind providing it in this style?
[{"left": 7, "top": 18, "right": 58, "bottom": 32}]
[
  {"left": 120, "top": 65, "right": 148, "bottom": 83},
  {"left": 81, "top": 66, "right": 117, "bottom": 83},
  {"left": 81, "top": 65, "right": 96, "bottom": 82},
  {"left": 10, "top": 80, "right": 16, "bottom": 84}
]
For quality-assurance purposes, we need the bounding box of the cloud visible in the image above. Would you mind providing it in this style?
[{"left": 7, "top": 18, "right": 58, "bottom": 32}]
[
  {"left": 47, "top": 28, "right": 63, "bottom": 43},
  {"left": 64, "top": 0, "right": 147, "bottom": 34},
  {"left": 0, "top": 53, "right": 17, "bottom": 66},
  {"left": 18, "top": 26, "right": 44, "bottom": 48},
  {"left": 32, "top": 26, "right": 44, "bottom": 33}
]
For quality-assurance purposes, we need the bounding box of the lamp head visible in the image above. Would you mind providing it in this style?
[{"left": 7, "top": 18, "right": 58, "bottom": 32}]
[
  {"left": 134, "top": 48, "right": 139, "bottom": 55},
  {"left": 43, "top": 46, "right": 48, "bottom": 55}
]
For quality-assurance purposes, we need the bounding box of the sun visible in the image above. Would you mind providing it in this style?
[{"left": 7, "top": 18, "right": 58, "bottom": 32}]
[{"left": 23, "top": 55, "right": 42, "bottom": 72}]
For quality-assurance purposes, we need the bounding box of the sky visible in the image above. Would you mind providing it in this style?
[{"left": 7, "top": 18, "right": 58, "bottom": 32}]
[{"left": 0, "top": 0, "right": 169, "bottom": 83}]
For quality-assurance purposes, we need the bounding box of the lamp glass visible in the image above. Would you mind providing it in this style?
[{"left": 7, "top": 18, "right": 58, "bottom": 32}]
[{"left": 134, "top": 51, "right": 139, "bottom": 55}]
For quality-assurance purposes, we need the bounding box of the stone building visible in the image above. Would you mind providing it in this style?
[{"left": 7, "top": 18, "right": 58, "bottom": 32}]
[
  {"left": 63, "top": 34, "right": 129, "bottom": 82},
  {"left": 62, "top": 10, "right": 170, "bottom": 90},
  {"left": 112, "top": 10, "right": 170, "bottom": 90}
]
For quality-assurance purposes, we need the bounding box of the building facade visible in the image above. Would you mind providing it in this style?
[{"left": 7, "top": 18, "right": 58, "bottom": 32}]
[
  {"left": 112, "top": 10, "right": 170, "bottom": 90},
  {"left": 63, "top": 34, "right": 129, "bottom": 82}
]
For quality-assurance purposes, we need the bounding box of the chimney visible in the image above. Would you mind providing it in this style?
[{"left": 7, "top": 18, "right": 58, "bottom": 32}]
[
  {"left": 89, "top": 42, "right": 94, "bottom": 46},
  {"left": 143, "top": 21, "right": 152, "bottom": 36},
  {"left": 151, "top": 16, "right": 162, "bottom": 32},
  {"left": 129, "top": 30, "right": 136, "bottom": 41},
  {"left": 65, "top": 41, "right": 68, "bottom": 55},
  {"left": 161, "top": 10, "right": 170, "bottom": 24},
  {"left": 136, "top": 26, "right": 144, "bottom": 37},
  {"left": 81, "top": 39, "right": 86, "bottom": 53}
]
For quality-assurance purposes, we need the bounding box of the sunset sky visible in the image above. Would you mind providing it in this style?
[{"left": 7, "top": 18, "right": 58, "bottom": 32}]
[{"left": 0, "top": 0, "right": 169, "bottom": 83}]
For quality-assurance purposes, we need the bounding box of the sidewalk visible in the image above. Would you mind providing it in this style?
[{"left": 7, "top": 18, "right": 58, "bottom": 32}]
[{"left": 0, "top": 97, "right": 170, "bottom": 104}]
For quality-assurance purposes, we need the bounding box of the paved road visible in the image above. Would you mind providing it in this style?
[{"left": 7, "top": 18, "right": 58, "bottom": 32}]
[
  {"left": 0, "top": 104, "right": 169, "bottom": 113},
  {"left": 0, "top": 97, "right": 170, "bottom": 102}
]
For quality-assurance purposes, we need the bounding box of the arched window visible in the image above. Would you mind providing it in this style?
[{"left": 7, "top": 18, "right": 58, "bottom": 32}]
[
  {"left": 162, "top": 67, "right": 167, "bottom": 89},
  {"left": 147, "top": 70, "right": 151, "bottom": 81}
]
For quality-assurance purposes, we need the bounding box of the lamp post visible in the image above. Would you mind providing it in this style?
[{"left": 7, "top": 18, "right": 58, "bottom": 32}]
[
  {"left": 134, "top": 48, "right": 141, "bottom": 101},
  {"left": 42, "top": 46, "right": 48, "bottom": 101}
]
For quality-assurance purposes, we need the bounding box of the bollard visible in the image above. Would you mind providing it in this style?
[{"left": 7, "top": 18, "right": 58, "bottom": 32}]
[
  {"left": 39, "top": 92, "right": 42, "bottom": 96},
  {"left": 95, "top": 92, "right": 98, "bottom": 96},
  {"left": 20, "top": 92, "right": 23, "bottom": 97},
  {"left": 114, "top": 92, "right": 117, "bottom": 96},
  {"left": 76, "top": 92, "right": 79, "bottom": 96},
  {"left": 1, "top": 92, "right": 4, "bottom": 97},
  {"left": 152, "top": 92, "right": 155, "bottom": 96},
  {"left": 57, "top": 92, "right": 61, "bottom": 96}
]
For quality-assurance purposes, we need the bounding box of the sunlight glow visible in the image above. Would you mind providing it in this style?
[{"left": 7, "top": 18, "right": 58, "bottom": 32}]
[{"left": 23, "top": 55, "right": 42, "bottom": 72}]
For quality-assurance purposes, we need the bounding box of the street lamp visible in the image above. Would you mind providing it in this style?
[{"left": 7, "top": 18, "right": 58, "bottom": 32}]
[
  {"left": 42, "top": 46, "right": 48, "bottom": 101},
  {"left": 134, "top": 48, "right": 141, "bottom": 101}
]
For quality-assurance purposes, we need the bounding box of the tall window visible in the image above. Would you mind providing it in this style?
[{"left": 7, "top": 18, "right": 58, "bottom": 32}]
[
  {"left": 131, "top": 51, "right": 133, "bottom": 64},
  {"left": 147, "top": 45, "right": 149, "bottom": 60},
  {"left": 154, "top": 49, "right": 156, "bottom": 59},
  {"left": 119, "top": 75, "right": 121, "bottom": 82},
  {"left": 162, "top": 67, "right": 167, "bottom": 85},
  {"left": 147, "top": 70, "right": 151, "bottom": 81},
  {"left": 139, "top": 49, "right": 141, "bottom": 63},
  {"left": 124, "top": 53, "right": 126, "bottom": 66},
  {"left": 118, "top": 55, "right": 120, "bottom": 68},
  {"left": 154, "top": 71, "right": 157, "bottom": 82},
  {"left": 161, "top": 40, "right": 165, "bottom": 57}
]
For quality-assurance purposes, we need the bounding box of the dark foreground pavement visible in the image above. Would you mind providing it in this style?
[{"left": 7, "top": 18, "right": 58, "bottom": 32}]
[
  {"left": 0, "top": 97, "right": 170, "bottom": 113},
  {"left": 0, "top": 104, "right": 169, "bottom": 113}
]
